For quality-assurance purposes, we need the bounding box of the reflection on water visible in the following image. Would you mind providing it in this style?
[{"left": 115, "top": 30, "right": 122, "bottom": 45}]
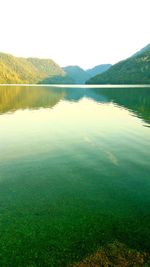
[
  {"left": 0, "top": 86, "right": 150, "bottom": 124},
  {"left": 0, "top": 85, "right": 150, "bottom": 266},
  {"left": 92, "top": 87, "right": 150, "bottom": 124},
  {"left": 0, "top": 86, "right": 65, "bottom": 113}
]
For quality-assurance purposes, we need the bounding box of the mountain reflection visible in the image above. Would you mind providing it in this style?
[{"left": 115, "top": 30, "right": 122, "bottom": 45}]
[
  {"left": 0, "top": 86, "right": 65, "bottom": 114},
  {"left": 0, "top": 86, "right": 149, "bottom": 124},
  {"left": 91, "top": 87, "right": 150, "bottom": 124}
]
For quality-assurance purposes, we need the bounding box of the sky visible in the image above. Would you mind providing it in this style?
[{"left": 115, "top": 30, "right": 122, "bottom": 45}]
[{"left": 0, "top": 0, "right": 150, "bottom": 69}]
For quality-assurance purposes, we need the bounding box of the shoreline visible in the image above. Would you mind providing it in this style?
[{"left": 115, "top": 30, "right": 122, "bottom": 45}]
[{"left": 0, "top": 84, "right": 150, "bottom": 88}]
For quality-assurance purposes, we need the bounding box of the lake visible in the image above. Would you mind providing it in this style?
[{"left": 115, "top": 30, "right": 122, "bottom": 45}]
[{"left": 0, "top": 85, "right": 150, "bottom": 266}]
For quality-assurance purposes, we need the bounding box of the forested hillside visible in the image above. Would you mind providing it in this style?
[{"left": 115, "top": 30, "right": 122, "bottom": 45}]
[
  {"left": 0, "top": 52, "right": 66, "bottom": 84},
  {"left": 86, "top": 45, "right": 150, "bottom": 84}
]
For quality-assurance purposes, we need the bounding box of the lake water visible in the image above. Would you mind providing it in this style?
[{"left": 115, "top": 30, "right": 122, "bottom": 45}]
[{"left": 0, "top": 85, "right": 150, "bottom": 266}]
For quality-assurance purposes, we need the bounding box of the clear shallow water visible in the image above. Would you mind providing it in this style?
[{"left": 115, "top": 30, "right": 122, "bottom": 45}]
[{"left": 0, "top": 86, "right": 150, "bottom": 266}]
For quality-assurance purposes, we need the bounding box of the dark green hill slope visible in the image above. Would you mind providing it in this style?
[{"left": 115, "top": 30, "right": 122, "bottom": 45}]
[
  {"left": 132, "top": 43, "right": 150, "bottom": 57},
  {"left": 87, "top": 44, "right": 150, "bottom": 84},
  {"left": 0, "top": 52, "right": 66, "bottom": 84}
]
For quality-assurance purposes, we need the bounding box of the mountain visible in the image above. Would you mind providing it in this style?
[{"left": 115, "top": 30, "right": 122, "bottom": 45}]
[
  {"left": 86, "top": 44, "right": 150, "bottom": 84},
  {"left": 63, "top": 66, "right": 91, "bottom": 84},
  {"left": 63, "top": 65, "right": 112, "bottom": 84},
  {"left": 0, "top": 52, "right": 67, "bottom": 84},
  {"left": 2, "top": 44, "right": 150, "bottom": 85},
  {"left": 86, "top": 64, "right": 112, "bottom": 77}
]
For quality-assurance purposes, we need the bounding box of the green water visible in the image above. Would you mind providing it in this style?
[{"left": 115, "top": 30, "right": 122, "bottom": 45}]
[{"left": 0, "top": 86, "right": 150, "bottom": 266}]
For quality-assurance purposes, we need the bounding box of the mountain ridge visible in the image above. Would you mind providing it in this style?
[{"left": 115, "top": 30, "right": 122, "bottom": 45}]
[
  {"left": 0, "top": 52, "right": 66, "bottom": 84},
  {"left": 86, "top": 64, "right": 112, "bottom": 77},
  {"left": 86, "top": 44, "right": 150, "bottom": 84},
  {"left": 0, "top": 43, "right": 150, "bottom": 85},
  {"left": 63, "top": 65, "right": 91, "bottom": 84}
]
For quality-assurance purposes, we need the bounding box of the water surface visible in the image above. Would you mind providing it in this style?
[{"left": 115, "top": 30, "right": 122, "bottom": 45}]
[{"left": 0, "top": 86, "right": 150, "bottom": 266}]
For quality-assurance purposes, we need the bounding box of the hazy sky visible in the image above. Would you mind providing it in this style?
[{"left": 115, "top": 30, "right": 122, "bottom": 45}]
[{"left": 0, "top": 0, "right": 150, "bottom": 68}]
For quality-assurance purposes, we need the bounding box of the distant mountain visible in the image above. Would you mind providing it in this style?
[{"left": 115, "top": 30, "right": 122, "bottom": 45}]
[
  {"left": 2, "top": 44, "right": 150, "bottom": 85},
  {"left": 63, "top": 66, "right": 91, "bottom": 84},
  {"left": 86, "top": 64, "right": 112, "bottom": 77},
  {"left": 86, "top": 44, "right": 150, "bottom": 84},
  {"left": 0, "top": 52, "right": 67, "bottom": 84}
]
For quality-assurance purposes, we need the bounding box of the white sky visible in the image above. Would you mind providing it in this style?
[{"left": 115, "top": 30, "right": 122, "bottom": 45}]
[{"left": 0, "top": 0, "right": 150, "bottom": 69}]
